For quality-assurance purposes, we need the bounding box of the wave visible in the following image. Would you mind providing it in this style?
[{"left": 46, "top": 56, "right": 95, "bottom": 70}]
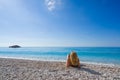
[{"left": 0, "top": 56, "right": 120, "bottom": 67}]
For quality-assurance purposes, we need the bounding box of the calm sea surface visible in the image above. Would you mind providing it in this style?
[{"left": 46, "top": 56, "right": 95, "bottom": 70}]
[{"left": 0, "top": 47, "right": 120, "bottom": 65}]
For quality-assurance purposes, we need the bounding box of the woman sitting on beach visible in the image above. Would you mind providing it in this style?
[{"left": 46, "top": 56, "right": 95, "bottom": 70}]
[{"left": 66, "top": 51, "right": 80, "bottom": 67}]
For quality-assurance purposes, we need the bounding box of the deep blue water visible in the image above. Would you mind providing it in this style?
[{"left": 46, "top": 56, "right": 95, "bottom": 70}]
[{"left": 0, "top": 47, "right": 120, "bottom": 65}]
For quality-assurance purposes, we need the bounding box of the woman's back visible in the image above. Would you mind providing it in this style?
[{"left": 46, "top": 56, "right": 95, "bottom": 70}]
[
  {"left": 66, "top": 51, "right": 80, "bottom": 67},
  {"left": 70, "top": 52, "right": 79, "bottom": 66}
]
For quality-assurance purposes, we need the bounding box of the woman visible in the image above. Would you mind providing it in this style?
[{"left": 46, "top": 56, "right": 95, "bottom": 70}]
[{"left": 66, "top": 51, "right": 80, "bottom": 67}]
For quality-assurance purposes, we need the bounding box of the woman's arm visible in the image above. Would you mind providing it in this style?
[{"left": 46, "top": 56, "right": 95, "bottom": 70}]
[{"left": 66, "top": 54, "right": 71, "bottom": 67}]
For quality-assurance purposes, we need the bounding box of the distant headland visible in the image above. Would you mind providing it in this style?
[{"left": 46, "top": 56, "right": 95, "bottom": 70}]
[{"left": 9, "top": 45, "right": 21, "bottom": 48}]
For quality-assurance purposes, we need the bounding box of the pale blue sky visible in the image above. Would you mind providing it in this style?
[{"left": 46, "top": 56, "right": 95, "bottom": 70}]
[{"left": 0, "top": 0, "right": 120, "bottom": 47}]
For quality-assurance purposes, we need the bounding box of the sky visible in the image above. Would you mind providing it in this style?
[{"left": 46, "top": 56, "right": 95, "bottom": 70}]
[{"left": 0, "top": 0, "right": 120, "bottom": 47}]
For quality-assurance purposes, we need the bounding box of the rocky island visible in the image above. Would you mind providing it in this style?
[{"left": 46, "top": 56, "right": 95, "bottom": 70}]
[{"left": 9, "top": 45, "right": 21, "bottom": 48}]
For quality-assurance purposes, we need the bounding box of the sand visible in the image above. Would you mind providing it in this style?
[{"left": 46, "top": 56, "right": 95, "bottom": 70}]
[{"left": 0, "top": 58, "right": 120, "bottom": 80}]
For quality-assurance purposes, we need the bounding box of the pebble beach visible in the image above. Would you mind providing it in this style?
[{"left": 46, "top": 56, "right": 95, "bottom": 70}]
[{"left": 0, "top": 58, "right": 120, "bottom": 80}]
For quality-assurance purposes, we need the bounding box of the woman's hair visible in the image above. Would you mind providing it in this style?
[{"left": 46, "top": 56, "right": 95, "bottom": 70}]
[
  {"left": 70, "top": 51, "right": 78, "bottom": 66},
  {"left": 70, "top": 51, "right": 77, "bottom": 58}
]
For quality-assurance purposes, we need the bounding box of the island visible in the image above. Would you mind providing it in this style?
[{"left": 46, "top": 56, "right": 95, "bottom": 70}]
[{"left": 9, "top": 45, "right": 21, "bottom": 48}]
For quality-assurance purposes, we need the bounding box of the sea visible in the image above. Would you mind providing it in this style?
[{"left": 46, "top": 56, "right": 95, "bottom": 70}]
[{"left": 0, "top": 47, "right": 120, "bottom": 66}]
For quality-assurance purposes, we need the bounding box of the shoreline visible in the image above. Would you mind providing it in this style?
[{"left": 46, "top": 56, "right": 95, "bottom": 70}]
[
  {"left": 0, "top": 56, "right": 120, "bottom": 67},
  {"left": 0, "top": 58, "right": 120, "bottom": 80}
]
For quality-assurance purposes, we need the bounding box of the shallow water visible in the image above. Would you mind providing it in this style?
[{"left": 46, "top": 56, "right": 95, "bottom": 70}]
[{"left": 0, "top": 47, "right": 120, "bottom": 65}]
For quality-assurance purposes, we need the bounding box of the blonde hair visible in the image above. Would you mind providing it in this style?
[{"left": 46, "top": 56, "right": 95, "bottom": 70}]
[{"left": 70, "top": 51, "right": 79, "bottom": 66}]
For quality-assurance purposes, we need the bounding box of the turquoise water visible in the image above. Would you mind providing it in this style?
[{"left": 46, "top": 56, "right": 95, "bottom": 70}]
[{"left": 0, "top": 47, "right": 120, "bottom": 65}]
